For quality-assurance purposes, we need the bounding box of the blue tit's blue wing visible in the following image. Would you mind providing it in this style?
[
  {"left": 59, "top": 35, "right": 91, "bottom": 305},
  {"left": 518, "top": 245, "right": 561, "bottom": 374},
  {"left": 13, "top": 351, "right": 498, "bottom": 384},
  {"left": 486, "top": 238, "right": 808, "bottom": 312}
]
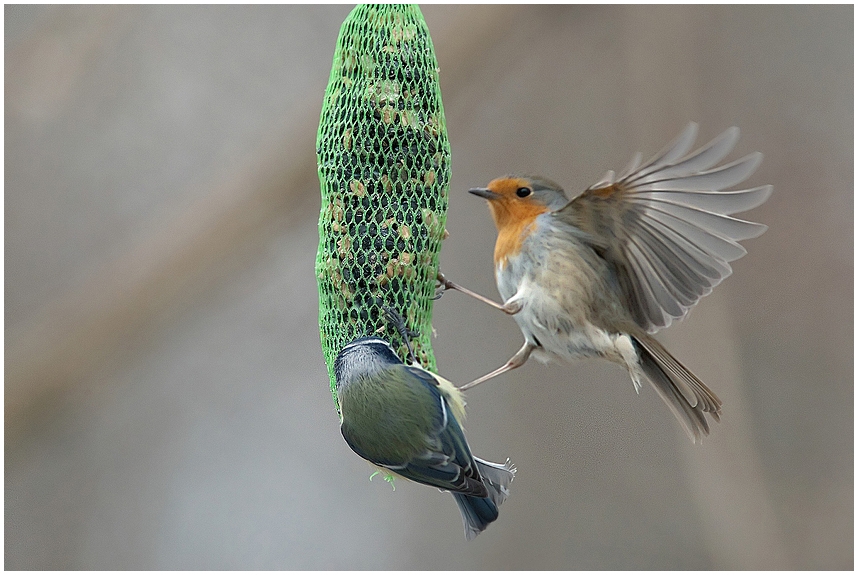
[{"left": 396, "top": 366, "right": 489, "bottom": 498}]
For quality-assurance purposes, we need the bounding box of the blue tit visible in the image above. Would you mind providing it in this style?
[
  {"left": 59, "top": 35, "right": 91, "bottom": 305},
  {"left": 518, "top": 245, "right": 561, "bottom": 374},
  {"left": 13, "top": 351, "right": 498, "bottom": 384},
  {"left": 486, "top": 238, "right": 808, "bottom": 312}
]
[{"left": 334, "top": 336, "right": 516, "bottom": 541}]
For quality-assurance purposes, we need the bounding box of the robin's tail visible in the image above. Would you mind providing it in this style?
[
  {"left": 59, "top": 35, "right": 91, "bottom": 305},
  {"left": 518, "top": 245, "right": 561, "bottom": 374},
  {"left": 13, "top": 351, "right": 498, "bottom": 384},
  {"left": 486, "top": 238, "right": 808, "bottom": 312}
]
[
  {"left": 633, "top": 334, "right": 722, "bottom": 443},
  {"left": 452, "top": 457, "right": 516, "bottom": 541}
]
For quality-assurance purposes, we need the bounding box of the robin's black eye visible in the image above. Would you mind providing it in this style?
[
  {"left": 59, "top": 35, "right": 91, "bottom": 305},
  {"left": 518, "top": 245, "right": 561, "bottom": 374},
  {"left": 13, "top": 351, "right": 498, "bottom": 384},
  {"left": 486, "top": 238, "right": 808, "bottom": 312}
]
[{"left": 516, "top": 187, "right": 532, "bottom": 198}]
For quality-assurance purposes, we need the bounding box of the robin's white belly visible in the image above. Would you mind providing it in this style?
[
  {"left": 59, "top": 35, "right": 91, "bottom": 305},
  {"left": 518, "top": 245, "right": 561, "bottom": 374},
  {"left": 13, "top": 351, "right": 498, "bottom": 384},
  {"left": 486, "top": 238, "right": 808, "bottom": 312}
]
[{"left": 502, "top": 276, "right": 642, "bottom": 389}]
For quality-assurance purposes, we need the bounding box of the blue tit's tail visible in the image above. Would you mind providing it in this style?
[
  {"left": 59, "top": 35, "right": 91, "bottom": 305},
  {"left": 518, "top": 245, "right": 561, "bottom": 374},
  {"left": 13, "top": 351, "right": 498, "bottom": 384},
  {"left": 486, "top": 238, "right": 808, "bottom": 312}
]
[
  {"left": 453, "top": 457, "right": 516, "bottom": 541},
  {"left": 453, "top": 493, "right": 499, "bottom": 541},
  {"left": 475, "top": 457, "right": 516, "bottom": 506}
]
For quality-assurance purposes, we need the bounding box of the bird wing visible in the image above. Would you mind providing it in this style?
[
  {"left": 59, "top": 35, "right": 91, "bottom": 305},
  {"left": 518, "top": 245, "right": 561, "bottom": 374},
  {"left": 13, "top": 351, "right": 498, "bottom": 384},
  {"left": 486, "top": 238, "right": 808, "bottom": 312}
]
[
  {"left": 398, "top": 366, "right": 488, "bottom": 497},
  {"left": 340, "top": 364, "right": 488, "bottom": 497},
  {"left": 555, "top": 123, "right": 771, "bottom": 332}
]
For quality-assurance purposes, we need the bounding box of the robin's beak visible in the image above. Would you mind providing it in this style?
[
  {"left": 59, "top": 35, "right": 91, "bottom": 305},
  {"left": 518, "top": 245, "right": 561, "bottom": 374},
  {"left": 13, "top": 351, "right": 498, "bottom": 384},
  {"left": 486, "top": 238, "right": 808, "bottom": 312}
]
[{"left": 468, "top": 187, "right": 501, "bottom": 200}]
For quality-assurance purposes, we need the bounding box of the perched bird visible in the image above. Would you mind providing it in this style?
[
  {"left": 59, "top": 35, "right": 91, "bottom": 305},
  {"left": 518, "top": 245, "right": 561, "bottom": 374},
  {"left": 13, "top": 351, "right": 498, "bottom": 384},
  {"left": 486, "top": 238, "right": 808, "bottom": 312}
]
[
  {"left": 456, "top": 123, "right": 771, "bottom": 443},
  {"left": 334, "top": 309, "right": 516, "bottom": 540}
]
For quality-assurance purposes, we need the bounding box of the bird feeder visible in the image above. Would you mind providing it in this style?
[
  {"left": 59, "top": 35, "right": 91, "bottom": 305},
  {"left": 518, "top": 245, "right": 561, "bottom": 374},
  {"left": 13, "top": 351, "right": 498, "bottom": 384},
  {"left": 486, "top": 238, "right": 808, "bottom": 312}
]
[{"left": 316, "top": 4, "right": 451, "bottom": 411}]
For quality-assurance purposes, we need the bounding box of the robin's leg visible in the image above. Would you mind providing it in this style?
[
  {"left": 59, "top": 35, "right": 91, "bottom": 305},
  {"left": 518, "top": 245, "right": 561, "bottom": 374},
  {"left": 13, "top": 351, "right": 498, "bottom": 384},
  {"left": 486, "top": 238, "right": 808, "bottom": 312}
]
[
  {"left": 458, "top": 340, "right": 535, "bottom": 391},
  {"left": 436, "top": 271, "right": 520, "bottom": 314}
]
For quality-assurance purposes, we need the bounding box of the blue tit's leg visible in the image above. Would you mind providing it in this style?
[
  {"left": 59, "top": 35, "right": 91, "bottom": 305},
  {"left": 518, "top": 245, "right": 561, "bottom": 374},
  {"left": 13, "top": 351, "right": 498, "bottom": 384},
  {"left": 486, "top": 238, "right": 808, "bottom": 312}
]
[
  {"left": 459, "top": 340, "right": 535, "bottom": 391},
  {"left": 436, "top": 271, "right": 514, "bottom": 314},
  {"left": 382, "top": 305, "right": 418, "bottom": 364}
]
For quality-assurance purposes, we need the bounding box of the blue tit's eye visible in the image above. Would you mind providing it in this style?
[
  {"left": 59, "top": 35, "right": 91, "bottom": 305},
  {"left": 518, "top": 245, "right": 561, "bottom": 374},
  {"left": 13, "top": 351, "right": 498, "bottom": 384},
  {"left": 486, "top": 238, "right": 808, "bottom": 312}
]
[{"left": 516, "top": 187, "right": 532, "bottom": 198}]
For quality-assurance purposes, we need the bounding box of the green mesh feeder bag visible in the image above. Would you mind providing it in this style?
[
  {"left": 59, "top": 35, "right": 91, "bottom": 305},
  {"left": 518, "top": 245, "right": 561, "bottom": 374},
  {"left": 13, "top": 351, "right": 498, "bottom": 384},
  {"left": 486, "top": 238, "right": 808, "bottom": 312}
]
[{"left": 316, "top": 4, "right": 451, "bottom": 411}]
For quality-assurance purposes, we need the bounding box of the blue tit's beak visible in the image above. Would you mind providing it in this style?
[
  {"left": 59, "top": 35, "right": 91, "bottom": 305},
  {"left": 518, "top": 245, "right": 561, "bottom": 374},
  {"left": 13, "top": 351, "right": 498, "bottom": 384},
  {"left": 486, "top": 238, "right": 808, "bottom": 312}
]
[{"left": 469, "top": 187, "right": 501, "bottom": 200}]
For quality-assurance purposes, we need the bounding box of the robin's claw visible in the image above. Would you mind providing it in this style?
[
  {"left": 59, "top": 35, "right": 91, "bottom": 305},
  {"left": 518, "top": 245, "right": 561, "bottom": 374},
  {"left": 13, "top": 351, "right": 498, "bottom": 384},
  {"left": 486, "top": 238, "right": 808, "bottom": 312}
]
[
  {"left": 433, "top": 271, "right": 452, "bottom": 299},
  {"left": 502, "top": 299, "right": 523, "bottom": 315}
]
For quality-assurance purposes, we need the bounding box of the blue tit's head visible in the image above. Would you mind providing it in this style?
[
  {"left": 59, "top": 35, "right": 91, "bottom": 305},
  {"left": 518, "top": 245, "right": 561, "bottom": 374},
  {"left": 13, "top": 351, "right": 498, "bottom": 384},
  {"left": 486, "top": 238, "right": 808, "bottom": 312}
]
[{"left": 334, "top": 337, "right": 403, "bottom": 391}]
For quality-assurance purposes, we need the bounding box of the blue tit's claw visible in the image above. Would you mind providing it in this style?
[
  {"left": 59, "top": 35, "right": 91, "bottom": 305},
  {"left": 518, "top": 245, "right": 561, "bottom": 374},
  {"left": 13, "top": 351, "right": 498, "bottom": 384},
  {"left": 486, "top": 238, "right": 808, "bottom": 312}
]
[{"left": 382, "top": 305, "right": 418, "bottom": 364}]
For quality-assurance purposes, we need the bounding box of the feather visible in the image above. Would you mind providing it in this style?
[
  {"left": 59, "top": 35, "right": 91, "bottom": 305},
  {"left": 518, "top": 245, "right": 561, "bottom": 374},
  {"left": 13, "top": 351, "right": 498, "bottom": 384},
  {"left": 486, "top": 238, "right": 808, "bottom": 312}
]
[{"left": 557, "top": 124, "right": 769, "bottom": 332}]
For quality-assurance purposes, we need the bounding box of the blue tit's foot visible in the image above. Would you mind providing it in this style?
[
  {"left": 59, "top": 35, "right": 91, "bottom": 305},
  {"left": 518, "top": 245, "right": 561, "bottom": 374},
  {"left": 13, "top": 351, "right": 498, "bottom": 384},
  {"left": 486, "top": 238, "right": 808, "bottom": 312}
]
[{"left": 381, "top": 305, "right": 418, "bottom": 364}]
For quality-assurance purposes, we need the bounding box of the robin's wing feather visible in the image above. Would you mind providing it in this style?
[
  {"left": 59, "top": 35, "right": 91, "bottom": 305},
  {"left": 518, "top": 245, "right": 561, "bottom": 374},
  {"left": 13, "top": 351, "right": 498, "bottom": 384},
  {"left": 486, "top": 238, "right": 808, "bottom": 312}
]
[
  {"left": 559, "top": 123, "right": 772, "bottom": 332},
  {"left": 624, "top": 123, "right": 733, "bottom": 183},
  {"left": 624, "top": 121, "right": 699, "bottom": 178}
]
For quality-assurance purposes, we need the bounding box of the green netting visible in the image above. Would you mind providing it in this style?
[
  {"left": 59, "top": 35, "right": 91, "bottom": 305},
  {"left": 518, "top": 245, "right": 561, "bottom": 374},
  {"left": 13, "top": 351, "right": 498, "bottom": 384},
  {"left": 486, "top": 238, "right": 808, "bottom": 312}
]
[{"left": 316, "top": 4, "right": 451, "bottom": 412}]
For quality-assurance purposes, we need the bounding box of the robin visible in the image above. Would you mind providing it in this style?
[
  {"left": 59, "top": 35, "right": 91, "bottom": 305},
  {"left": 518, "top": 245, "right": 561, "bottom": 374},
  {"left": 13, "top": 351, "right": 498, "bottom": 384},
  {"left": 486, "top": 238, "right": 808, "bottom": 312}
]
[{"left": 446, "top": 123, "right": 771, "bottom": 443}]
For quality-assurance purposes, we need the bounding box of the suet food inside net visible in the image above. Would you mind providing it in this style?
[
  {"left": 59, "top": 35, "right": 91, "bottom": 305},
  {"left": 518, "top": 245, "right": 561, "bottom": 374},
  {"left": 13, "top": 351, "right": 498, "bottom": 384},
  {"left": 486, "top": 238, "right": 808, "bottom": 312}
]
[{"left": 316, "top": 4, "right": 451, "bottom": 410}]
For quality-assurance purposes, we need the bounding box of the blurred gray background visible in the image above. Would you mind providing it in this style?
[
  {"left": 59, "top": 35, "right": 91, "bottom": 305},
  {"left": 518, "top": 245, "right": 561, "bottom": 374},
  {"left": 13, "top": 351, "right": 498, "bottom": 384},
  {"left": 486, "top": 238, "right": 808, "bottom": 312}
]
[{"left": 5, "top": 4, "right": 852, "bottom": 569}]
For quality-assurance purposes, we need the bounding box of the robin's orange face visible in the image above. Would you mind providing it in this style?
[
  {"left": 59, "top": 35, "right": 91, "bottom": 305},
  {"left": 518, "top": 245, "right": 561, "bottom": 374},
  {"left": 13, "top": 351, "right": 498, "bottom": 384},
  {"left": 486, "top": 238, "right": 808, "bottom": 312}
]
[
  {"left": 470, "top": 176, "right": 551, "bottom": 267},
  {"left": 470, "top": 177, "right": 548, "bottom": 232}
]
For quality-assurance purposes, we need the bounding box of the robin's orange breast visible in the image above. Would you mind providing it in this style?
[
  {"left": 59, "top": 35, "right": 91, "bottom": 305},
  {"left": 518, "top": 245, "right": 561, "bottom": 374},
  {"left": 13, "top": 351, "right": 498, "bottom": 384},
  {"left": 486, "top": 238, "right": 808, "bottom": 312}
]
[{"left": 492, "top": 203, "right": 549, "bottom": 269}]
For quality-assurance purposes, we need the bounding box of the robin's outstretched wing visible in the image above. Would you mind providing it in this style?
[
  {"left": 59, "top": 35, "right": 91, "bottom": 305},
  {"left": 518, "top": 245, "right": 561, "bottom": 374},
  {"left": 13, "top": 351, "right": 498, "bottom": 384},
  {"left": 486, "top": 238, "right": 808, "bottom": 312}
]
[{"left": 556, "top": 123, "right": 771, "bottom": 332}]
